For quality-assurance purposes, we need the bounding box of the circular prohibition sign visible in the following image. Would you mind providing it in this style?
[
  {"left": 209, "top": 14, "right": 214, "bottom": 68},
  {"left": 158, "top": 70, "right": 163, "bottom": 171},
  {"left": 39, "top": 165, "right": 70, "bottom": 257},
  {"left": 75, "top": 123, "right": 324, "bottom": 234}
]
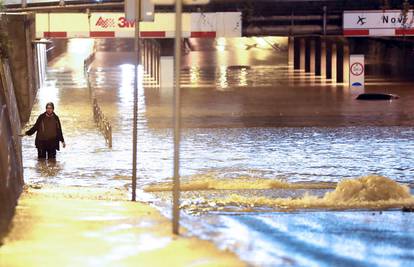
[{"left": 350, "top": 62, "right": 364, "bottom": 76}]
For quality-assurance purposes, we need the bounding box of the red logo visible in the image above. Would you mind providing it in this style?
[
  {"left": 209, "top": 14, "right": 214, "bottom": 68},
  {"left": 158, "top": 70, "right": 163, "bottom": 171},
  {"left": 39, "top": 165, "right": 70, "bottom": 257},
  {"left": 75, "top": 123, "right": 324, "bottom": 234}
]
[{"left": 95, "top": 17, "right": 115, "bottom": 28}]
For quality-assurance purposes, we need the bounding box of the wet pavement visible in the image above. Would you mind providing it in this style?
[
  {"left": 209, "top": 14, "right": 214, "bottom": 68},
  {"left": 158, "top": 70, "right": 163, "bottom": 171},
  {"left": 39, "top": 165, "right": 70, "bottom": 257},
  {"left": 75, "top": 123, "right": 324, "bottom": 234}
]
[{"left": 0, "top": 186, "right": 244, "bottom": 267}]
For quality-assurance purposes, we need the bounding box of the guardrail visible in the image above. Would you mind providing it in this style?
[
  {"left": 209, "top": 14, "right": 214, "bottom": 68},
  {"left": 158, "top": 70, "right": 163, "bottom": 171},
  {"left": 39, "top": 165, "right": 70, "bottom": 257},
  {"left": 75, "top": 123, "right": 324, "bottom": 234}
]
[
  {"left": 83, "top": 49, "right": 112, "bottom": 148},
  {"left": 92, "top": 97, "right": 112, "bottom": 148}
]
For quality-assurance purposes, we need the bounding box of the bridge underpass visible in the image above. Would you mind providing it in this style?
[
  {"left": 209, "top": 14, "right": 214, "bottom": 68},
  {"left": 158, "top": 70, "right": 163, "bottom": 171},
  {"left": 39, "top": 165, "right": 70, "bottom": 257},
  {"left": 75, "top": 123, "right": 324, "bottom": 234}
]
[{"left": 2, "top": 5, "right": 414, "bottom": 266}]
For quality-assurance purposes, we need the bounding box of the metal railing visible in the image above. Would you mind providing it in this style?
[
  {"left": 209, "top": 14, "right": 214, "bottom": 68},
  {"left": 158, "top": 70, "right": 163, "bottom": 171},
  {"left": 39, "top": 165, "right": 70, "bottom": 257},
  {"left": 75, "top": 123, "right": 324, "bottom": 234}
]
[
  {"left": 92, "top": 97, "right": 112, "bottom": 148},
  {"left": 83, "top": 49, "right": 113, "bottom": 148}
]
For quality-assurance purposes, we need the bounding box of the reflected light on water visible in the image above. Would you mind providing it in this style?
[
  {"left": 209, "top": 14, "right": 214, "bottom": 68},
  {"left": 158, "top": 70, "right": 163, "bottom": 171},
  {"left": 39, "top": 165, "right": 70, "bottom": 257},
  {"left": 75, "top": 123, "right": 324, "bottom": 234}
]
[
  {"left": 239, "top": 68, "right": 248, "bottom": 87},
  {"left": 216, "top": 37, "right": 226, "bottom": 52},
  {"left": 190, "top": 66, "right": 200, "bottom": 85},
  {"left": 219, "top": 66, "right": 228, "bottom": 89},
  {"left": 118, "top": 64, "right": 146, "bottom": 114}
]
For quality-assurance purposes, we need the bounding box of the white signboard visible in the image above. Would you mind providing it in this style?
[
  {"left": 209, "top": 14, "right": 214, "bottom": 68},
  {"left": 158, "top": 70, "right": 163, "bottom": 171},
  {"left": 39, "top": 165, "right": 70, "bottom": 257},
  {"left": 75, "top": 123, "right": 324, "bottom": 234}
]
[
  {"left": 36, "top": 12, "right": 241, "bottom": 38},
  {"left": 349, "top": 55, "right": 365, "bottom": 92},
  {"left": 344, "top": 10, "right": 414, "bottom": 36}
]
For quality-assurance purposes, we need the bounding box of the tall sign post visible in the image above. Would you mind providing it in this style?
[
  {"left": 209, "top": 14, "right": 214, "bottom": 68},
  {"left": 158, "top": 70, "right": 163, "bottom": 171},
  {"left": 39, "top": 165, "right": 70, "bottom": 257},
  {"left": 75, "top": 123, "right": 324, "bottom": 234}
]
[
  {"left": 125, "top": 0, "right": 155, "bottom": 202},
  {"left": 172, "top": 0, "right": 182, "bottom": 235},
  {"left": 126, "top": 0, "right": 210, "bottom": 233},
  {"left": 131, "top": 0, "right": 141, "bottom": 202},
  {"left": 349, "top": 54, "right": 365, "bottom": 93}
]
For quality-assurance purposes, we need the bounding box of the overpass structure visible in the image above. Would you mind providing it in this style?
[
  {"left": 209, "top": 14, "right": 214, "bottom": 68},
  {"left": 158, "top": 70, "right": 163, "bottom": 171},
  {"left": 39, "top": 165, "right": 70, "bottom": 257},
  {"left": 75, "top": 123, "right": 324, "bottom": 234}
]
[{"left": 5, "top": 0, "right": 412, "bottom": 36}]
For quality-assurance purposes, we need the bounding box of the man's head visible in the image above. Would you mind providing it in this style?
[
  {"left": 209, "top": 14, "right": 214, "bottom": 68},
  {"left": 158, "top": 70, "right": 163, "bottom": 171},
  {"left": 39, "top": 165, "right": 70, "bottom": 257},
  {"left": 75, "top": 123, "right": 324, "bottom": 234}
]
[{"left": 45, "top": 102, "right": 54, "bottom": 115}]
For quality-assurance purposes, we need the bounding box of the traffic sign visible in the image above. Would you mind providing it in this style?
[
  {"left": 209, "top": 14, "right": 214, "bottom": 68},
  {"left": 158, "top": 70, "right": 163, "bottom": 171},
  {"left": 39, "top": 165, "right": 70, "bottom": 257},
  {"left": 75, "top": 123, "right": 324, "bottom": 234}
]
[
  {"left": 350, "top": 55, "right": 365, "bottom": 92},
  {"left": 344, "top": 10, "right": 414, "bottom": 36}
]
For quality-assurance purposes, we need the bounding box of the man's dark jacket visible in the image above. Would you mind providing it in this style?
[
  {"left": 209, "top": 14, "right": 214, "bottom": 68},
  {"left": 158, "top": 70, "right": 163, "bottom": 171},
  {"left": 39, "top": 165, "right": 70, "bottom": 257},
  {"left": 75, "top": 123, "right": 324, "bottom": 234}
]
[{"left": 26, "top": 112, "right": 65, "bottom": 150}]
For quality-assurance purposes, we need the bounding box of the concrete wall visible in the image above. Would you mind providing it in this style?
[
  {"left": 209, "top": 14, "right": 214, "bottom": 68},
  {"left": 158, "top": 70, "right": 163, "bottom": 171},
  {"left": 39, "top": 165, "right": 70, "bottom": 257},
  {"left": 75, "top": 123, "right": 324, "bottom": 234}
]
[
  {"left": 0, "top": 58, "right": 24, "bottom": 240},
  {"left": 0, "top": 12, "right": 38, "bottom": 241},
  {"left": 5, "top": 13, "right": 37, "bottom": 124}
]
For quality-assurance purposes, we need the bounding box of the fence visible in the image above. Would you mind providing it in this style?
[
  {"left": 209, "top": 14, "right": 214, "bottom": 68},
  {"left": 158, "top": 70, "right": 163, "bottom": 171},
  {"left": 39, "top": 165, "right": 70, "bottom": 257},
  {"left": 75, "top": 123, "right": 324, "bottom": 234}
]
[
  {"left": 92, "top": 97, "right": 112, "bottom": 148},
  {"left": 83, "top": 49, "right": 112, "bottom": 148}
]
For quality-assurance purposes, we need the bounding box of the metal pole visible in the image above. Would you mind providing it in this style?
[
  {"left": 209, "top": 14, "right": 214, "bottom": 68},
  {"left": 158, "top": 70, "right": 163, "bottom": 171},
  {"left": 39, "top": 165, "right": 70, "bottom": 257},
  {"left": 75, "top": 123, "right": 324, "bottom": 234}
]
[
  {"left": 132, "top": 0, "right": 141, "bottom": 202},
  {"left": 172, "top": 0, "right": 182, "bottom": 235}
]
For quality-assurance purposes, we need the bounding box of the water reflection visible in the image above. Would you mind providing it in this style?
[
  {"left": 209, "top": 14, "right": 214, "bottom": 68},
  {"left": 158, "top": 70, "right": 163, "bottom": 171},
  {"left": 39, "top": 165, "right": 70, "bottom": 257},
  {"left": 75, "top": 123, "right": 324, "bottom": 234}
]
[
  {"left": 21, "top": 37, "right": 414, "bottom": 267},
  {"left": 238, "top": 68, "right": 248, "bottom": 87},
  {"left": 218, "top": 66, "right": 228, "bottom": 89}
]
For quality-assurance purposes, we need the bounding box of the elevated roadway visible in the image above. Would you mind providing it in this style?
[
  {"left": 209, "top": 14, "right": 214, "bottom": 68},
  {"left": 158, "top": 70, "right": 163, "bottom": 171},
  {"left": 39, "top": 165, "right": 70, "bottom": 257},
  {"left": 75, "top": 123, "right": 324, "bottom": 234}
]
[{"left": 3, "top": 0, "right": 405, "bottom": 36}]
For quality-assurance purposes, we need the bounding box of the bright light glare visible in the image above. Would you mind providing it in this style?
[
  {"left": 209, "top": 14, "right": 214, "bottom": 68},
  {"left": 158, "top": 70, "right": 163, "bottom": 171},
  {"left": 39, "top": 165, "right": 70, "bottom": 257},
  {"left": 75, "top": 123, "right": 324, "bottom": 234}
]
[
  {"left": 255, "top": 37, "right": 269, "bottom": 48},
  {"left": 219, "top": 66, "right": 228, "bottom": 89},
  {"left": 67, "top": 38, "right": 95, "bottom": 55},
  {"left": 216, "top": 37, "right": 226, "bottom": 52}
]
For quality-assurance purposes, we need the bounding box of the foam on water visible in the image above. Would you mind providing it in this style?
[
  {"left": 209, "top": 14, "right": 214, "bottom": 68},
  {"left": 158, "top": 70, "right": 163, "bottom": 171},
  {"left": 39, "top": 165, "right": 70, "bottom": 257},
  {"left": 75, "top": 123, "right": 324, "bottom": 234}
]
[
  {"left": 323, "top": 175, "right": 411, "bottom": 202},
  {"left": 144, "top": 175, "right": 335, "bottom": 192},
  {"left": 150, "top": 175, "right": 414, "bottom": 213}
]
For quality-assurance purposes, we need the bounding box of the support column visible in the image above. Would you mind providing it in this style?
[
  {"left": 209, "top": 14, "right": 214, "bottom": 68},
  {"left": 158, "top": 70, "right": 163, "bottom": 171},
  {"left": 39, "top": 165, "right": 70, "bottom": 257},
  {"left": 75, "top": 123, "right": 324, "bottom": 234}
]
[
  {"left": 152, "top": 40, "right": 157, "bottom": 81},
  {"left": 150, "top": 41, "right": 154, "bottom": 81},
  {"left": 320, "top": 39, "right": 327, "bottom": 79},
  {"left": 310, "top": 39, "right": 316, "bottom": 74},
  {"left": 152, "top": 41, "right": 156, "bottom": 82},
  {"left": 343, "top": 41, "right": 350, "bottom": 85},
  {"left": 145, "top": 41, "right": 149, "bottom": 74},
  {"left": 331, "top": 42, "right": 337, "bottom": 83},
  {"left": 300, "top": 38, "right": 305, "bottom": 71},
  {"left": 141, "top": 40, "right": 146, "bottom": 72},
  {"left": 157, "top": 43, "right": 161, "bottom": 86},
  {"left": 288, "top": 36, "right": 294, "bottom": 68}
]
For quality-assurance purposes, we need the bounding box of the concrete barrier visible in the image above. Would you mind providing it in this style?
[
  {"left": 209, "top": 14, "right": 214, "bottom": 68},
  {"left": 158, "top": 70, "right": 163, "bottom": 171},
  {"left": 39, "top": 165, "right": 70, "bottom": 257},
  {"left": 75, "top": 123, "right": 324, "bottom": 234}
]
[
  {"left": 0, "top": 58, "right": 24, "bottom": 240},
  {"left": 4, "top": 13, "right": 37, "bottom": 124}
]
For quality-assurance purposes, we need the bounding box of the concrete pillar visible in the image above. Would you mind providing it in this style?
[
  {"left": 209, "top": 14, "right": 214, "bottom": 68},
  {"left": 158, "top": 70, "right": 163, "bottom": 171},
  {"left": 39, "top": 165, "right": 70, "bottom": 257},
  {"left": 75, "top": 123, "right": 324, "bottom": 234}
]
[
  {"left": 310, "top": 39, "right": 316, "bottom": 74},
  {"left": 144, "top": 41, "right": 149, "bottom": 73},
  {"left": 150, "top": 41, "right": 153, "bottom": 80},
  {"left": 5, "top": 13, "right": 37, "bottom": 123},
  {"left": 288, "top": 36, "right": 294, "bottom": 68},
  {"left": 300, "top": 38, "right": 305, "bottom": 71},
  {"left": 157, "top": 44, "right": 161, "bottom": 86},
  {"left": 151, "top": 41, "right": 155, "bottom": 81},
  {"left": 140, "top": 40, "right": 144, "bottom": 72},
  {"left": 331, "top": 43, "right": 337, "bottom": 83},
  {"left": 148, "top": 41, "right": 151, "bottom": 75},
  {"left": 343, "top": 41, "right": 350, "bottom": 85},
  {"left": 320, "top": 39, "right": 327, "bottom": 78},
  {"left": 147, "top": 41, "right": 151, "bottom": 74},
  {"left": 153, "top": 42, "right": 157, "bottom": 83},
  {"left": 160, "top": 56, "right": 174, "bottom": 89},
  {"left": 149, "top": 40, "right": 154, "bottom": 78}
]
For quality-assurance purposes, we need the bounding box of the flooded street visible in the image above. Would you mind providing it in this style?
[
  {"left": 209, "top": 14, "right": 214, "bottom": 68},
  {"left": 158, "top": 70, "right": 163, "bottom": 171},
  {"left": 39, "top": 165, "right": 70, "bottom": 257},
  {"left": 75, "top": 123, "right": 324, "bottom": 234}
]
[{"left": 22, "top": 38, "right": 414, "bottom": 266}]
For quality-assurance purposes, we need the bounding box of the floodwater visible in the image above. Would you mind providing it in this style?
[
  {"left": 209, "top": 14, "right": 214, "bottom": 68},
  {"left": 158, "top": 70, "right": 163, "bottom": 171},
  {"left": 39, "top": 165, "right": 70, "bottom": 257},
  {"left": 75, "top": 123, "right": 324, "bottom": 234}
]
[{"left": 22, "top": 37, "right": 414, "bottom": 266}]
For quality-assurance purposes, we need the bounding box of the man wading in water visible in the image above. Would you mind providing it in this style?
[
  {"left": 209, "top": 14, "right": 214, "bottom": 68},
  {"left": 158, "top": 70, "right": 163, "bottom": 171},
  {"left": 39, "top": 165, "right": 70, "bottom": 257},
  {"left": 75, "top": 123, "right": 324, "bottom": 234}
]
[{"left": 25, "top": 102, "right": 66, "bottom": 159}]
